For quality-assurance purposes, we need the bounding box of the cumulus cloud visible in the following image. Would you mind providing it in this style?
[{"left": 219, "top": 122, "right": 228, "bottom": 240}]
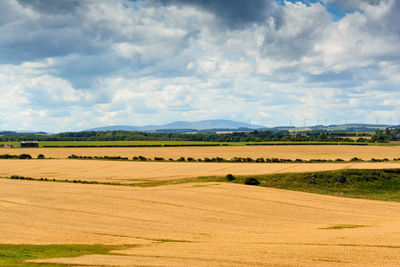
[
  {"left": 158, "top": 0, "right": 282, "bottom": 29},
  {"left": 0, "top": 0, "right": 400, "bottom": 131},
  {"left": 261, "top": 1, "right": 331, "bottom": 61}
]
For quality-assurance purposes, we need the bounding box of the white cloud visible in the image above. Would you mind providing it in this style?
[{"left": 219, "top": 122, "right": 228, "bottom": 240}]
[{"left": 0, "top": 0, "right": 400, "bottom": 131}]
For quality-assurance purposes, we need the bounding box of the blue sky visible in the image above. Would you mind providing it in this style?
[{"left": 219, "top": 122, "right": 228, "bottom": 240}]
[{"left": 1, "top": 0, "right": 399, "bottom": 131}]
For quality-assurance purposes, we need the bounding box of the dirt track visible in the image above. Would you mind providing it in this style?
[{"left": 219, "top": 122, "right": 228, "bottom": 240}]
[
  {"left": 3, "top": 144, "right": 400, "bottom": 160},
  {"left": 1, "top": 159, "right": 400, "bottom": 183},
  {"left": 1, "top": 179, "right": 400, "bottom": 266}
]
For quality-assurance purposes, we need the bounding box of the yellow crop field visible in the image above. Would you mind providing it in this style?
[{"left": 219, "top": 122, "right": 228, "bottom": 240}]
[
  {"left": 1, "top": 159, "right": 400, "bottom": 183},
  {"left": 3, "top": 144, "right": 400, "bottom": 160},
  {"left": 1, "top": 179, "right": 400, "bottom": 266},
  {"left": 2, "top": 145, "right": 400, "bottom": 266}
]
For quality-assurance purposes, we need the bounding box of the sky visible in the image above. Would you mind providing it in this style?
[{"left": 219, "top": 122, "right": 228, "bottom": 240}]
[{"left": 1, "top": 0, "right": 400, "bottom": 132}]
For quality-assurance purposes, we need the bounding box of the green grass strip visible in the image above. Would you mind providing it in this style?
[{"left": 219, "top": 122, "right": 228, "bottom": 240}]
[
  {"left": 0, "top": 244, "right": 131, "bottom": 266},
  {"left": 319, "top": 225, "right": 367, "bottom": 230},
  {"left": 0, "top": 140, "right": 396, "bottom": 148},
  {"left": 228, "top": 168, "right": 400, "bottom": 202}
]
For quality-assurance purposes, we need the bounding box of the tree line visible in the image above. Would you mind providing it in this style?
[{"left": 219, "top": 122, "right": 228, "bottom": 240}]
[{"left": 0, "top": 130, "right": 374, "bottom": 142}]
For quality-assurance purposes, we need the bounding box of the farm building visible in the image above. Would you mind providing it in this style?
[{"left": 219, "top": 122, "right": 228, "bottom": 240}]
[
  {"left": 20, "top": 141, "right": 39, "bottom": 147},
  {"left": 3, "top": 144, "right": 13, "bottom": 148}
]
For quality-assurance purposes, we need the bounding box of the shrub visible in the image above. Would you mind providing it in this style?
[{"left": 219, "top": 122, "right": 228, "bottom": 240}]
[
  {"left": 18, "top": 154, "right": 32, "bottom": 159},
  {"left": 215, "top": 157, "right": 225, "bottom": 162},
  {"left": 138, "top": 156, "right": 147, "bottom": 161},
  {"left": 37, "top": 154, "right": 45, "bottom": 159},
  {"left": 336, "top": 175, "right": 347, "bottom": 183},
  {"left": 177, "top": 157, "right": 186, "bottom": 161},
  {"left": 244, "top": 177, "right": 260, "bottom": 185},
  {"left": 226, "top": 174, "right": 235, "bottom": 181}
]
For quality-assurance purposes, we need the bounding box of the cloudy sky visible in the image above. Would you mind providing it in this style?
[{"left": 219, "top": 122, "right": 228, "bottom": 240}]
[{"left": 1, "top": 0, "right": 400, "bottom": 131}]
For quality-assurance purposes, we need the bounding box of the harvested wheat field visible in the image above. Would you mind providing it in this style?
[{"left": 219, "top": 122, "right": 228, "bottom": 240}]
[
  {"left": 1, "top": 159, "right": 400, "bottom": 183},
  {"left": 3, "top": 144, "right": 400, "bottom": 160},
  {"left": 1, "top": 179, "right": 400, "bottom": 266}
]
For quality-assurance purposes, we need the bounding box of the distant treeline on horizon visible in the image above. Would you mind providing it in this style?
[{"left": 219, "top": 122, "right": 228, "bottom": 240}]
[{"left": 0, "top": 129, "right": 398, "bottom": 143}]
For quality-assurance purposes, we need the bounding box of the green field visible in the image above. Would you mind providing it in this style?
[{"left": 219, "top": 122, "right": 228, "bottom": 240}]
[
  {"left": 229, "top": 168, "right": 400, "bottom": 201},
  {"left": 0, "top": 141, "right": 227, "bottom": 147},
  {"left": 0, "top": 244, "right": 130, "bottom": 266},
  {"left": 1, "top": 140, "right": 396, "bottom": 147}
]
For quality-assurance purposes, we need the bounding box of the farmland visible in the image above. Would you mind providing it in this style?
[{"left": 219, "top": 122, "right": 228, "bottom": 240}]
[
  {"left": 2, "top": 144, "right": 400, "bottom": 266},
  {"left": 2, "top": 144, "right": 400, "bottom": 160},
  {"left": 1, "top": 179, "right": 400, "bottom": 266},
  {"left": 2, "top": 159, "right": 400, "bottom": 184},
  {"left": 2, "top": 140, "right": 393, "bottom": 148}
]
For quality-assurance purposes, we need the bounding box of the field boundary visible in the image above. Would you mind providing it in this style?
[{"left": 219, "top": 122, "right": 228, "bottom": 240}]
[{"left": 3, "top": 168, "right": 400, "bottom": 202}]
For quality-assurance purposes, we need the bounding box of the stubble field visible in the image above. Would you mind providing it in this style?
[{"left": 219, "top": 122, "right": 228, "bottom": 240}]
[
  {"left": 3, "top": 144, "right": 400, "bottom": 160},
  {"left": 2, "top": 145, "right": 400, "bottom": 266},
  {"left": 2, "top": 159, "right": 400, "bottom": 184},
  {"left": 1, "top": 179, "right": 400, "bottom": 266}
]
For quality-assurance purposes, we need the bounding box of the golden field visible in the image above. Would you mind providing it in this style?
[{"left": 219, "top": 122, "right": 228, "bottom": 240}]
[
  {"left": 1, "top": 159, "right": 400, "bottom": 183},
  {"left": 3, "top": 144, "right": 400, "bottom": 160},
  {"left": 2, "top": 145, "right": 400, "bottom": 266},
  {"left": 1, "top": 179, "right": 400, "bottom": 266}
]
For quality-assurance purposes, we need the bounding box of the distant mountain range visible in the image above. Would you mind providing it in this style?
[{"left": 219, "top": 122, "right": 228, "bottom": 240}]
[
  {"left": 85, "top": 119, "right": 265, "bottom": 132},
  {"left": 1, "top": 122, "right": 397, "bottom": 135}
]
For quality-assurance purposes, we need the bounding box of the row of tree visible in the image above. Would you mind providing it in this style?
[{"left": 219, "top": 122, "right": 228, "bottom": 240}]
[{"left": 0, "top": 130, "right": 376, "bottom": 142}]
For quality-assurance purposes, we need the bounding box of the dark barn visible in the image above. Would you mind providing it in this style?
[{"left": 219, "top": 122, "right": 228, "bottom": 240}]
[{"left": 20, "top": 141, "right": 39, "bottom": 148}]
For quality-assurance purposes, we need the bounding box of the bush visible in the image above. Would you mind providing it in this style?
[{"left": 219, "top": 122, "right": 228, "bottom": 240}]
[
  {"left": 336, "top": 175, "right": 347, "bottom": 183},
  {"left": 138, "top": 156, "right": 147, "bottom": 161},
  {"left": 37, "top": 154, "right": 45, "bottom": 159},
  {"left": 244, "top": 177, "right": 260, "bottom": 185},
  {"left": 226, "top": 174, "right": 235, "bottom": 181},
  {"left": 18, "top": 154, "right": 32, "bottom": 159},
  {"left": 177, "top": 157, "right": 186, "bottom": 161}
]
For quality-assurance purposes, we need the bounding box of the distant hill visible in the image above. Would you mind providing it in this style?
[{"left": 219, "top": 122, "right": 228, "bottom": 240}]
[{"left": 86, "top": 120, "right": 264, "bottom": 132}]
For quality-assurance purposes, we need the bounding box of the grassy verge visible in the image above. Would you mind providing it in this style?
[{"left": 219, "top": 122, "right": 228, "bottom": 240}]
[
  {"left": 2, "top": 174, "right": 225, "bottom": 188},
  {"left": 0, "top": 244, "right": 131, "bottom": 266},
  {"left": 3, "top": 169, "right": 400, "bottom": 202},
  {"left": 0, "top": 141, "right": 396, "bottom": 147},
  {"left": 229, "top": 169, "right": 400, "bottom": 201}
]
